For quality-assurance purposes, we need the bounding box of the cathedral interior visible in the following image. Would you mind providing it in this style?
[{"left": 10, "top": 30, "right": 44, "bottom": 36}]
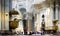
[{"left": 0, "top": 0, "right": 60, "bottom": 35}]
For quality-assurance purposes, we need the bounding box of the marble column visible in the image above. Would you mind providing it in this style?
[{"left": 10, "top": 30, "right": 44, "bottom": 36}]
[
  {"left": 34, "top": 10, "right": 40, "bottom": 31},
  {"left": 1, "top": 0, "right": 5, "bottom": 30},
  {"left": 55, "top": 4, "right": 59, "bottom": 20},
  {"left": 34, "top": 13, "right": 37, "bottom": 31},
  {"left": 0, "top": 0, "right": 11, "bottom": 30},
  {"left": 5, "top": 0, "right": 10, "bottom": 30},
  {"left": 0, "top": 0, "right": 1, "bottom": 30},
  {"left": 5, "top": 13, "right": 9, "bottom": 30},
  {"left": 9, "top": 0, "right": 12, "bottom": 10},
  {"left": 27, "top": 13, "right": 32, "bottom": 34},
  {"left": 57, "top": 6, "right": 60, "bottom": 32}
]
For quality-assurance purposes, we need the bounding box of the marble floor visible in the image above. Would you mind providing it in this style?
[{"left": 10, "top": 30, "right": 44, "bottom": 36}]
[{"left": 0, "top": 34, "right": 59, "bottom": 36}]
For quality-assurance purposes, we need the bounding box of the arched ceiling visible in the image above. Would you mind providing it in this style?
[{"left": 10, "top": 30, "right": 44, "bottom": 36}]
[{"left": 32, "top": 0, "right": 54, "bottom": 10}]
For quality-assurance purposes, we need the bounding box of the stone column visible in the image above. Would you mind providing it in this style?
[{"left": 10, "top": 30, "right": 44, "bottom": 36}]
[
  {"left": 1, "top": 0, "right": 10, "bottom": 30},
  {"left": 57, "top": 6, "right": 60, "bottom": 32},
  {"left": 27, "top": 19, "right": 30, "bottom": 34},
  {"left": 5, "top": 0, "right": 10, "bottom": 30},
  {"left": 34, "top": 13, "right": 37, "bottom": 31},
  {"left": 0, "top": 0, "right": 1, "bottom": 30},
  {"left": 27, "top": 13, "right": 32, "bottom": 34},
  {"left": 55, "top": 4, "right": 59, "bottom": 20},
  {"left": 9, "top": 0, "right": 12, "bottom": 10},
  {"left": 32, "top": 16, "right": 34, "bottom": 32},
  {"left": 34, "top": 10, "right": 40, "bottom": 31},
  {"left": 1, "top": 0, "right": 5, "bottom": 30},
  {"left": 5, "top": 13, "right": 9, "bottom": 30}
]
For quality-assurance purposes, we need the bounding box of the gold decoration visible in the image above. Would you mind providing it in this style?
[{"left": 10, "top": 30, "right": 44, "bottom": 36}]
[
  {"left": 33, "top": 4, "right": 42, "bottom": 10},
  {"left": 9, "top": 21, "right": 19, "bottom": 29}
]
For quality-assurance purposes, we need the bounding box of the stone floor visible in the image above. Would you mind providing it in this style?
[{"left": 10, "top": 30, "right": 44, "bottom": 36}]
[
  {"left": 0, "top": 33, "right": 60, "bottom": 36},
  {"left": 0, "top": 34, "right": 60, "bottom": 36},
  {"left": 0, "top": 30, "right": 60, "bottom": 36}
]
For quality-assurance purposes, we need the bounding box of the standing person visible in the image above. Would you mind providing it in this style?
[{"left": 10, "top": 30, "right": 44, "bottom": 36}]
[
  {"left": 41, "top": 15, "right": 45, "bottom": 35},
  {"left": 24, "top": 27, "right": 27, "bottom": 35}
]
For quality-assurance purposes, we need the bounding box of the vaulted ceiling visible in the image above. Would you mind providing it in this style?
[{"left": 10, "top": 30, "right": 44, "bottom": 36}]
[{"left": 32, "top": 0, "right": 54, "bottom": 10}]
